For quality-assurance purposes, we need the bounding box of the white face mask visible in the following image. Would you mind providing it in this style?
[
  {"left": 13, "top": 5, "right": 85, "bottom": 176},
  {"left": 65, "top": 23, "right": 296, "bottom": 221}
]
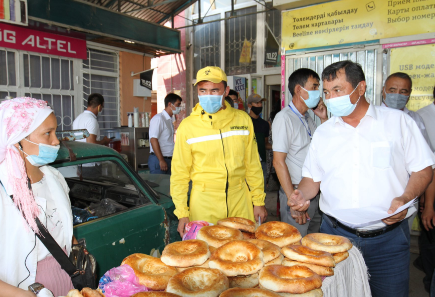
[{"left": 171, "top": 104, "right": 182, "bottom": 115}]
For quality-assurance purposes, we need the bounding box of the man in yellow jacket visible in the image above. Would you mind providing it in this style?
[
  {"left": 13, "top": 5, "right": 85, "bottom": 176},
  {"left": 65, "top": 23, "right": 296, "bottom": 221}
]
[{"left": 171, "top": 66, "right": 267, "bottom": 237}]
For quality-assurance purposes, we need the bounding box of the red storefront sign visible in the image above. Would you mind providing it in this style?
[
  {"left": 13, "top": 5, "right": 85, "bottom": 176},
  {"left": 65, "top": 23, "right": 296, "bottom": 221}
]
[{"left": 0, "top": 23, "right": 87, "bottom": 59}]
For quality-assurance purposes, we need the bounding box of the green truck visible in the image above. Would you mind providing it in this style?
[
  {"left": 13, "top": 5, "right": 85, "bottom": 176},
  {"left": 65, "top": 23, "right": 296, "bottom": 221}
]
[{"left": 51, "top": 140, "right": 180, "bottom": 277}]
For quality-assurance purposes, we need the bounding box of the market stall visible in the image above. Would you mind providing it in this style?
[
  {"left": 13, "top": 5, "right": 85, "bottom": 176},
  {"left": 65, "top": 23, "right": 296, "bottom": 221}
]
[{"left": 65, "top": 219, "right": 371, "bottom": 297}]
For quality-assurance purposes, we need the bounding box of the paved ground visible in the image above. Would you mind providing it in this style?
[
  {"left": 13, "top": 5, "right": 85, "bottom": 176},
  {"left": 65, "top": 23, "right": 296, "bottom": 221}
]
[{"left": 263, "top": 189, "right": 429, "bottom": 296}]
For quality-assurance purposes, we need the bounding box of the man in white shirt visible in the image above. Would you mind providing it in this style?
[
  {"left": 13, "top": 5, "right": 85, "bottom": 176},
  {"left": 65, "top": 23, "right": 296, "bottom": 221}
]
[
  {"left": 416, "top": 86, "right": 435, "bottom": 293},
  {"left": 73, "top": 93, "right": 111, "bottom": 176},
  {"left": 73, "top": 93, "right": 111, "bottom": 146},
  {"left": 148, "top": 93, "right": 182, "bottom": 174},
  {"left": 289, "top": 60, "right": 435, "bottom": 297},
  {"left": 382, "top": 72, "right": 432, "bottom": 150},
  {"left": 382, "top": 72, "right": 434, "bottom": 234},
  {"left": 272, "top": 68, "right": 327, "bottom": 236}
]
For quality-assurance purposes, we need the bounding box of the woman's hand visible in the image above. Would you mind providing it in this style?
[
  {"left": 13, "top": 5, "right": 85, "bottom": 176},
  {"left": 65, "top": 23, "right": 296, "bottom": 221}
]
[
  {"left": 0, "top": 280, "right": 36, "bottom": 297},
  {"left": 20, "top": 291, "right": 37, "bottom": 297}
]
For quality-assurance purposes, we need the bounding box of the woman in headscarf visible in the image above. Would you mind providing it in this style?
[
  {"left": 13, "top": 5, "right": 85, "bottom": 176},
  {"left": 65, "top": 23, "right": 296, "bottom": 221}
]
[{"left": 0, "top": 98, "right": 74, "bottom": 296}]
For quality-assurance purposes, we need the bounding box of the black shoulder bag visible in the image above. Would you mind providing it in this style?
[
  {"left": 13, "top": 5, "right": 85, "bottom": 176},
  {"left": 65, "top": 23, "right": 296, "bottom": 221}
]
[{"left": 33, "top": 217, "right": 97, "bottom": 290}]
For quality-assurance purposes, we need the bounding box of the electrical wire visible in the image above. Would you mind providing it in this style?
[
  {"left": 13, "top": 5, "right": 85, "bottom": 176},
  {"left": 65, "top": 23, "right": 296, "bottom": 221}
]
[{"left": 202, "top": 0, "right": 216, "bottom": 19}]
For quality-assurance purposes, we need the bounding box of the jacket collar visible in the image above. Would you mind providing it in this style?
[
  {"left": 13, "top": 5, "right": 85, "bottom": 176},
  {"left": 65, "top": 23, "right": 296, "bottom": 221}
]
[{"left": 192, "top": 101, "right": 235, "bottom": 130}]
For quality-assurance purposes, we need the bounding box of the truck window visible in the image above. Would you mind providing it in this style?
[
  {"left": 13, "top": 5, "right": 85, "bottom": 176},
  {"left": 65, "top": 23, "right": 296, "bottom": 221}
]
[{"left": 57, "top": 160, "right": 151, "bottom": 212}]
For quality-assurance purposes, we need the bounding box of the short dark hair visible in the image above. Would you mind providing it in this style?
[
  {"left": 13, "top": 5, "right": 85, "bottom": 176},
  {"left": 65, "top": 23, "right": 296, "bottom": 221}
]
[
  {"left": 225, "top": 96, "right": 233, "bottom": 105},
  {"left": 322, "top": 60, "right": 365, "bottom": 88},
  {"left": 88, "top": 93, "right": 104, "bottom": 108},
  {"left": 288, "top": 68, "right": 320, "bottom": 96},
  {"left": 433, "top": 85, "right": 435, "bottom": 99},
  {"left": 228, "top": 89, "right": 238, "bottom": 97},
  {"left": 164, "top": 93, "right": 182, "bottom": 107},
  {"left": 385, "top": 72, "right": 412, "bottom": 88}
]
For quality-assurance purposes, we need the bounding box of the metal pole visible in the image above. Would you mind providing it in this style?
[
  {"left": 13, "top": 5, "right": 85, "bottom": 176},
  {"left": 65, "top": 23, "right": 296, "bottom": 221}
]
[
  {"left": 171, "top": 14, "right": 174, "bottom": 28},
  {"left": 198, "top": 0, "right": 202, "bottom": 24}
]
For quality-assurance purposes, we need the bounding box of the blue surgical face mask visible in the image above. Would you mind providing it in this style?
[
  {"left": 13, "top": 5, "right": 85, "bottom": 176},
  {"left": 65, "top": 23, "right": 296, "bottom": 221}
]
[
  {"left": 383, "top": 91, "right": 409, "bottom": 110},
  {"left": 21, "top": 138, "right": 60, "bottom": 167},
  {"left": 233, "top": 102, "right": 238, "bottom": 109},
  {"left": 300, "top": 86, "right": 321, "bottom": 109},
  {"left": 199, "top": 95, "right": 223, "bottom": 114},
  {"left": 325, "top": 82, "right": 361, "bottom": 117}
]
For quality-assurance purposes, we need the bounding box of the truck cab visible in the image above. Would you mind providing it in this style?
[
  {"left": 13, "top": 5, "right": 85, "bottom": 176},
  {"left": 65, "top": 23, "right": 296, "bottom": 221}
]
[{"left": 51, "top": 140, "right": 179, "bottom": 277}]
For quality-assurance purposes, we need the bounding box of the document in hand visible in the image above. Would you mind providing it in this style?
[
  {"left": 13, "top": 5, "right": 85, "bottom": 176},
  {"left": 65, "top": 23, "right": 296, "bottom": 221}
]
[{"left": 324, "top": 197, "right": 418, "bottom": 228}]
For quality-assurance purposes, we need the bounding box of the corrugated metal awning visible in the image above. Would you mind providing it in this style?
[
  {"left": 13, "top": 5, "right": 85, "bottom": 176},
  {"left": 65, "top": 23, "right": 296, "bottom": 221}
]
[
  {"left": 85, "top": 0, "right": 196, "bottom": 24},
  {"left": 28, "top": 0, "right": 193, "bottom": 56}
]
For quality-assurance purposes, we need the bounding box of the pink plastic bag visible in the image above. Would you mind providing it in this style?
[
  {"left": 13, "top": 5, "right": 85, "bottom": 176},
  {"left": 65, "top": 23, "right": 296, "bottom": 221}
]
[
  {"left": 182, "top": 221, "right": 213, "bottom": 240},
  {"left": 99, "top": 264, "right": 148, "bottom": 297}
]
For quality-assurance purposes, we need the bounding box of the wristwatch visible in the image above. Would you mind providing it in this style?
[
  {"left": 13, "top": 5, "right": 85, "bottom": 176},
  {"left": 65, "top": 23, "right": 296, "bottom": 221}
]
[{"left": 28, "top": 283, "right": 45, "bottom": 295}]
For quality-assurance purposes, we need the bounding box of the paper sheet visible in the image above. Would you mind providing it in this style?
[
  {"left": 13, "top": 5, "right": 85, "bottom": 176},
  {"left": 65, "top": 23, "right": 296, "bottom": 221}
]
[{"left": 324, "top": 197, "right": 418, "bottom": 228}]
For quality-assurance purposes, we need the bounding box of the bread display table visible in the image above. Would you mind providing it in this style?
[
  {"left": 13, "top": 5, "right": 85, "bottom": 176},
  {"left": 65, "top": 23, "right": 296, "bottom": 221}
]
[
  {"left": 321, "top": 246, "right": 372, "bottom": 297},
  {"left": 67, "top": 220, "right": 373, "bottom": 297}
]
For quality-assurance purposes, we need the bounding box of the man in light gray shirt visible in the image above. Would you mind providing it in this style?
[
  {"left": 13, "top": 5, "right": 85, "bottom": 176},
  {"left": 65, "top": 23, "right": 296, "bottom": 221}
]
[
  {"left": 417, "top": 86, "right": 435, "bottom": 151},
  {"left": 272, "top": 68, "right": 327, "bottom": 235}
]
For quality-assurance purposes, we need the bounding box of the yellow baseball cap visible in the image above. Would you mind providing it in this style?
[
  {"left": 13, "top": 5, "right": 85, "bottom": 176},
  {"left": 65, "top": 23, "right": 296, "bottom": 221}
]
[{"left": 194, "top": 66, "right": 227, "bottom": 86}]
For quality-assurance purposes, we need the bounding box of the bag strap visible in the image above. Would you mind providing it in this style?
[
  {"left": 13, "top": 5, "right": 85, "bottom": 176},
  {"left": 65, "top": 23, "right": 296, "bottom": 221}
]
[
  {"left": 0, "top": 180, "right": 82, "bottom": 279},
  {"left": 34, "top": 217, "right": 82, "bottom": 278}
]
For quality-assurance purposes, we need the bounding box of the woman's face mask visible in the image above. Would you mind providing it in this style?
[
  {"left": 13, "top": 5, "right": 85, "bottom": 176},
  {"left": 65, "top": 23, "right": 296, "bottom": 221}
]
[{"left": 21, "top": 138, "right": 60, "bottom": 167}]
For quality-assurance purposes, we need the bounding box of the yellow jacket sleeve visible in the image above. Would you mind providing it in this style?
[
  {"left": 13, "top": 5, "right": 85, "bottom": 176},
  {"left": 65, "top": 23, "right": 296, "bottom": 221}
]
[
  {"left": 244, "top": 117, "right": 266, "bottom": 206},
  {"left": 170, "top": 121, "right": 192, "bottom": 219}
]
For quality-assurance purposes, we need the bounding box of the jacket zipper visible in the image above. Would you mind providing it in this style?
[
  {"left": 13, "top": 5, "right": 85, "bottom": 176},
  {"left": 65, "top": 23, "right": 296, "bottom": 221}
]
[{"left": 219, "top": 129, "right": 229, "bottom": 217}]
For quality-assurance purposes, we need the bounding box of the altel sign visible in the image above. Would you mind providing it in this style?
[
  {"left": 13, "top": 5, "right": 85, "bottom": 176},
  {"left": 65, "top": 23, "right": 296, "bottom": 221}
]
[{"left": 0, "top": 23, "right": 87, "bottom": 59}]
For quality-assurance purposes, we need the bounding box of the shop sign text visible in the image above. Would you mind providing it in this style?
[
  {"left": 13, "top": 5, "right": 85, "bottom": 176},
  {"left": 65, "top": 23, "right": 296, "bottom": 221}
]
[
  {"left": 0, "top": 23, "right": 86, "bottom": 59},
  {"left": 282, "top": 0, "right": 435, "bottom": 52}
]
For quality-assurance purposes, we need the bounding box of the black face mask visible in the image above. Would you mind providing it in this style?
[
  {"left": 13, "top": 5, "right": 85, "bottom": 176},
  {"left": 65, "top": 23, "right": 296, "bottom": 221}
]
[{"left": 251, "top": 106, "right": 263, "bottom": 115}]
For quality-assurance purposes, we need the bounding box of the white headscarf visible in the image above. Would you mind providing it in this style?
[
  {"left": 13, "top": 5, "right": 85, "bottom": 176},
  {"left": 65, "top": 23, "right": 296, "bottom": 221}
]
[{"left": 0, "top": 98, "right": 53, "bottom": 231}]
